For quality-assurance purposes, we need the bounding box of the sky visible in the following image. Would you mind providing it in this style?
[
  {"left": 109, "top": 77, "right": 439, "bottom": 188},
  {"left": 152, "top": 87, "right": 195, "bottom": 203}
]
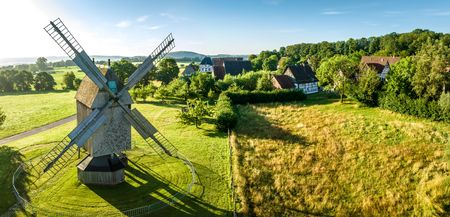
[{"left": 0, "top": 0, "right": 450, "bottom": 59}]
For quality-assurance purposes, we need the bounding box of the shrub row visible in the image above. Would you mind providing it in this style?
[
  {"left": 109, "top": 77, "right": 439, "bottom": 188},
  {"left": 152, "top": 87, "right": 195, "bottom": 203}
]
[
  {"left": 379, "top": 93, "right": 449, "bottom": 122},
  {"left": 214, "top": 94, "right": 238, "bottom": 132},
  {"left": 224, "top": 89, "right": 307, "bottom": 104}
]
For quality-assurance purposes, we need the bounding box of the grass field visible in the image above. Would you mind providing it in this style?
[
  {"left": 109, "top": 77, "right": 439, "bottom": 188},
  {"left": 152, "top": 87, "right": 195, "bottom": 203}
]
[
  {"left": 1, "top": 101, "right": 231, "bottom": 216},
  {"left": 232, "top": 94, "right": 450, "bottom": 216},
  {"left": 49, "top": 66, "right": 85, "bottom": 89},
  {"left": 0, "top": 91, "right": 76, "bottom": 139}
]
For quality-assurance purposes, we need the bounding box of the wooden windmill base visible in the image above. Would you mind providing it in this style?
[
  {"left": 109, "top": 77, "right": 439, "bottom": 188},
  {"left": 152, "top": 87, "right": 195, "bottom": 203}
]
[{"left": 77, "top": 154, "right": 126, "bottom": 185}]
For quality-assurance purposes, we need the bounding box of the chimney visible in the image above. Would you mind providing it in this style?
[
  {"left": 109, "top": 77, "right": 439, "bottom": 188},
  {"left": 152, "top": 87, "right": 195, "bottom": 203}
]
[
  {"left": 92, "top": 57, "right": 95, "bottom": 63},
  {"left": 108, "top": 59, "right": 111, "bottom": 67}
]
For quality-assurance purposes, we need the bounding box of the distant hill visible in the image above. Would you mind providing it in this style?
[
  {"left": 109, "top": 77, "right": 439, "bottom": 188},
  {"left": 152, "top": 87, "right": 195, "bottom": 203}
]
[
  {"left": 166, "top": 51, "right": 205, "bottom": 60},
  {"left": 0, "top": 51, "right": 248, "bottom": 66}
]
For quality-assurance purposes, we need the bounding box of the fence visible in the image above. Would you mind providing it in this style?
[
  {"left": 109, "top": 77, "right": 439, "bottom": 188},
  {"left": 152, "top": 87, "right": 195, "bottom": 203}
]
[{"left": 5, "top": 151, "right": 197, "bottom": 217}]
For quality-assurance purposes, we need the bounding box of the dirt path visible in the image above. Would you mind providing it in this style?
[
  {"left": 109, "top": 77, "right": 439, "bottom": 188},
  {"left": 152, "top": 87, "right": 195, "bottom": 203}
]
[{"left": 0, "top": 115, "right": 76, "bottom": 145}]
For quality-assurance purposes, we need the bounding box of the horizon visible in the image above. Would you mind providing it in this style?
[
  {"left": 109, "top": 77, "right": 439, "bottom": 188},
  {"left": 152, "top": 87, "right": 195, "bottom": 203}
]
[{"left": 1, "top": 0, "right": 450, "bottom": 59}]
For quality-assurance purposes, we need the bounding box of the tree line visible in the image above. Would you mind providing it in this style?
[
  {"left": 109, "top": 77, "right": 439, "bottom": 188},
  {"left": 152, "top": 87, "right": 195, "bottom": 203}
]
[{"left": 246, "top": 29, "right": 450, "bottom": 121}]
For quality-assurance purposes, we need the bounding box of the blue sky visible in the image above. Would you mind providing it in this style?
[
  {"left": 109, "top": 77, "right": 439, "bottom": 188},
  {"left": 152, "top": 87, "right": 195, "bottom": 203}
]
[{"left": 1, "top": 0, "right": 450, "bottom": 58}]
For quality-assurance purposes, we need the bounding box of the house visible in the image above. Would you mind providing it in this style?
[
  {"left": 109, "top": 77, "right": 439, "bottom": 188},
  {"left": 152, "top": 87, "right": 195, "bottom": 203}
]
[
  {"left": 223, "top": 60, "right": 252, "bottom": 76},
  {"left": 213, "top": 65, "right": 226, "bottom": 80},
  {"left": 199, "top": 56, "right": 213, "bottom": 72},
  {"left": 283, "top": 64, "right": 319, "bottom": 94},
  {"left": 272, "top": 74, "right": 295, "bottom": 89},
  {"left": 181, "top": 64, "right": 196, "bottom": 77},
  {"left": 360, "top": 56, "right": 401, "bottom": 80},
  {"left": 212, "top": 57, "right": 243, "bottom": 67}
]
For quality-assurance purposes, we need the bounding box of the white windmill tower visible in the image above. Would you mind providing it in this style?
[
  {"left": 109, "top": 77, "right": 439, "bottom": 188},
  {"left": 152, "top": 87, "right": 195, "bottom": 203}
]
[{"left": 32, "top": 18, "right": 178, "bottom": 185}]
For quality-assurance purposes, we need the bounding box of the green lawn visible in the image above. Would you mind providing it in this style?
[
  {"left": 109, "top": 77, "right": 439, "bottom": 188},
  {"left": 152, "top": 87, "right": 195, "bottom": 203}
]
[
  {"left": 1, "top": 101, "right": 231, "bottom": 216},
  {"left": 49, "top": 66, "right": 85, "bottom": 90},
  {"left": 232, "top": 93, "right": 450, "bottom": 216},
  {"left": 0, "top": 91, "right": 76, "bottom": 139}
]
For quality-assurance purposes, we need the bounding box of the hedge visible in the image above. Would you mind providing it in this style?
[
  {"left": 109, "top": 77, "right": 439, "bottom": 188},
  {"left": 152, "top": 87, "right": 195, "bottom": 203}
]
[
  {"left": 224, "top": 89, "right": 307, "bottom": 104},
  {"left": 379, "top": 93, "right": 449, "bottom": 122},
  {"left": 214, "top": 94, "right": 237, "bottom": 132}
]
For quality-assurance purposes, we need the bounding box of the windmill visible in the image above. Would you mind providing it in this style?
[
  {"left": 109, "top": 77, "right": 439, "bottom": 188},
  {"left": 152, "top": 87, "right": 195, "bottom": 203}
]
[{"left": 32, "top": 18, "right": 177, "bottom": 185}]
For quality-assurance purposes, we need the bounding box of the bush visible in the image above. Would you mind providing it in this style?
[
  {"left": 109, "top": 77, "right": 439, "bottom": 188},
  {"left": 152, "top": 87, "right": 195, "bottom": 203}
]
[
  {"left": 0, "top": 107, "right": 5, "bottom": 127},
  {"left": 351, "top": 68, "right": 382, "bottom": 106},
  {"left": 154, "top": 85, "right": 170, "bottom": 99},
  {"left": 34, "top": 71, "right": 56, "bottom": 91},
  {"left": 256, "top": 74, "right": 274, "bottom": 91},
  {"left": 379, "top": 93, "right": 449, "bottom": 122},
  {"left": 74, "top": 78, "right": 82, "bottom": 89},
  {"left": 167, "top": 78, "right": 189, "bottom": 99},
  {"left": 225, "top": 89, "right": 306, "bottom": 104},
  {"left": 190, "top": 72, "right": 215, "bottom": 98},
  {"left": 62, "top": 72, "right": 76, "bottom": 90},
  {"left": 215, "top": 94, "right": 237, "bottom": 132},
  {"left": 439, "top": 92, "right": 450, "bottom": 114}
]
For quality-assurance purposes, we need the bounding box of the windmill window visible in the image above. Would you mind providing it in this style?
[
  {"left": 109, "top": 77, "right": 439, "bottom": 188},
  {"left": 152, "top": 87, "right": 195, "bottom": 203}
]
[{"left": 108, "top": 81, "right": 118, "bottom": 94}]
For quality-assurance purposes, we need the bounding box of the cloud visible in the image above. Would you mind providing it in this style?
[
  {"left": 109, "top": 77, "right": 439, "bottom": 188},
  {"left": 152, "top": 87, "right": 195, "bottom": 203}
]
[
  {"left": 429, "top": 11, "right": 450, "bottom": 16},
  {"left": 321, "top": 10, "right": 346, "bottom": 15},
  {"left": 116, "top": 20, "right": 131, "bottom": 28},
  {"left": 136, "top": 15, "right": 148, "bottom": 22},
  {"left": 144, "top": 25, "right": 163, "bottom": 30},
  {"left": 160, "top": 12, "right": 187, "bottom": 22}
]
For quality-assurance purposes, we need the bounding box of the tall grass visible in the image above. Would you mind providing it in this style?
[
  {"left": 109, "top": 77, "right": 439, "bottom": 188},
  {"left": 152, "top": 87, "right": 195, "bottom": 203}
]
[{"left": 233, "top": 96, "right": 450, "bottom": 216}]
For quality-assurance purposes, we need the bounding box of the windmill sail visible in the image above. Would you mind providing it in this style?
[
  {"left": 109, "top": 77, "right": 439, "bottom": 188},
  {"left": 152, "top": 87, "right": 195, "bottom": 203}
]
[
  {"left": 35, "top": 106, "right": 108, "bottom": 175},
  {"left": 119, "top": 33, "right": 175, "bottom": 95},
  {"left": 68, "top": 109, "right": 107, "bottom": 147},
  {"left": 31, "top": 136, "right": 77, "bottom": 179},
  {"left": 44, "top": 18, "right": 110, "bottom": 93},
  {"left": 122, "top": 107, "right": 177, "bottom": 156}
]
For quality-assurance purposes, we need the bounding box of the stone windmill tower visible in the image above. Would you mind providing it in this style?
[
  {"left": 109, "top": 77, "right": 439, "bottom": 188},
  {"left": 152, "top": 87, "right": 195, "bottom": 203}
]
[{"left": 32, "top": 18, "right": 177, "bottom": 185}]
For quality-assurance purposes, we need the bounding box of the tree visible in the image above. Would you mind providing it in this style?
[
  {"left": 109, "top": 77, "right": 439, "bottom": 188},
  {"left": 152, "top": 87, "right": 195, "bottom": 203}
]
[
  {"left": 277, "top": 57, "right": 294, "bottom": 73},
  {"left": 0, "top": 72, "right": 13, "bottom": 92},
  {"left": 178, "top": 99, "right": 210, "bottom": 128},
  {"left": 439, "top": 91, "right": 450, "bottom": 116},
  {"left": 155, "top": 58, "right": 179, "bottom": 85},
  {"left": 0, "top": 107, "right": 5, "bottom": 127},
  {"left": 167, "top": 78, "right": 189, "bottom": 99},
  {"left": 251, "top": 58, "right": 263, "bottom": 71},
  {"left": 412, "top": 40, "right": 449, "bottom": 100},
  {"left": 36, "top": 57, "right": 48, "bottom": 71},
  {"left": 256, "top": 74, "right": 274, "bottom": 91},
  {"left": 317, "top": 55, "right": 358, "bottom": 102},
  {"left": 385, "top": 57, "right": 416, "bottom": 96},
  {"left": 190, "top": 72, "right": 215, "bottom": 98},
  {"left": 63, "top": 72, "right": 76, "bottom": 90},
  {"left": 352, "top": 68, "right": 382, "bottom": 106},
  {"left": 262, "top": 55, "right": 278, "bottom": 71},
  {"left": 34, "top": 71, "right": 56, "bottom": 91},
  {"left": 111, "top": 59, "right": 138, "bottom": 84},
  {"left": 14, "top": 70, "right": 34, "bottom": 91},
  {"left": 248, "top": 54, "right": 258, "bottom": 61}
]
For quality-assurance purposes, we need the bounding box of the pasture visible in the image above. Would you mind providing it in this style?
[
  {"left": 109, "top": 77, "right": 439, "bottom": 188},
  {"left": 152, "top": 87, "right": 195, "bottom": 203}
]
[
  {"left": 1, "top": 100, "right": 231, "bottom": 216},
  {"left": 232, "top": 94, "right": 450, "bottom": 216},
  {"left": 0, "top": 91, "right": 76, "bottom": 139}
]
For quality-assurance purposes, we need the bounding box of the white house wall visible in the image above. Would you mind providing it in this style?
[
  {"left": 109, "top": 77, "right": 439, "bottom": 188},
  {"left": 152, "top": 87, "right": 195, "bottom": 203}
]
[
  {"left": 296, "top": 82, "right": 319, "bottom": 94},
  {"left": 200, "top": 64, "right": 213, "bottom": 72}
]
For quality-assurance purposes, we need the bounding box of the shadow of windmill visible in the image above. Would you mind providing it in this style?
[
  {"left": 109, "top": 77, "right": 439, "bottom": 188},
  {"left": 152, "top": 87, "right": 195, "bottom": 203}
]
[{"left": 88, "top": 159, "right": 231, "bottom": 216}]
